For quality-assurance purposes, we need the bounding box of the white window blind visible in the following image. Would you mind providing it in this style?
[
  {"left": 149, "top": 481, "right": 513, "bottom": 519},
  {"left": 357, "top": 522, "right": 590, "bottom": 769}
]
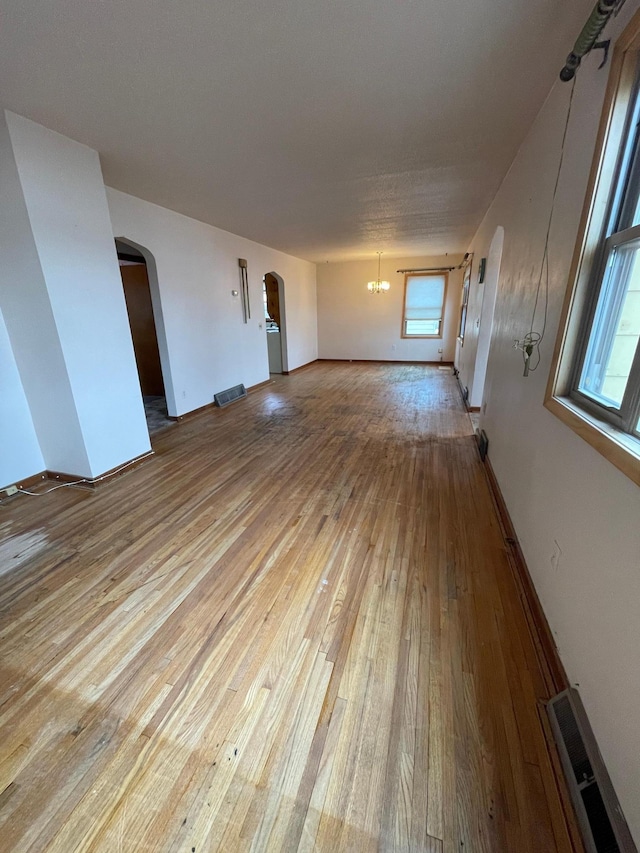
[
  {"left": 404, "top": 275, "right": 445, "bottom": 319},
  {"left": 403, "top": 274, "right": 446, "bottom": 336}
]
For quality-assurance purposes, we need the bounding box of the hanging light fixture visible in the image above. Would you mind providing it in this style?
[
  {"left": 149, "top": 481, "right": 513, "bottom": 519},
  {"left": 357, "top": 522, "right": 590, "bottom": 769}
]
[{"left": 367, "top": 252, "right": 390, "bottom": 293}]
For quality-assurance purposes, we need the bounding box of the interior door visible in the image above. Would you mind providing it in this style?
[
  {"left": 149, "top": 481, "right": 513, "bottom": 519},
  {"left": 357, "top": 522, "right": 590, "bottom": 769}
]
[{"left": 120, "top": 264, "right": 165, "bottom": 396}]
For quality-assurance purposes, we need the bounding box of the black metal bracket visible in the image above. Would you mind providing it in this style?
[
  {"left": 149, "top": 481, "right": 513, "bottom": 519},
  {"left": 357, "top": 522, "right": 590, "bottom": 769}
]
[{"left": 593, "top": 38, "right": 611, "bottom": 69}]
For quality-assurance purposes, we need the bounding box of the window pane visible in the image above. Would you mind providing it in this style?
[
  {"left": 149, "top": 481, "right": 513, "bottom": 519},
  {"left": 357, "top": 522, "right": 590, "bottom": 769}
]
[
  {"left": 405, "top": 275, "right": 445, "bottom": 320},
  {"left": 405, "top": 319, "right": 440, "bottom": 336},
  {"left": 579, "top": 239, "right": 640, "bottom": 407}
]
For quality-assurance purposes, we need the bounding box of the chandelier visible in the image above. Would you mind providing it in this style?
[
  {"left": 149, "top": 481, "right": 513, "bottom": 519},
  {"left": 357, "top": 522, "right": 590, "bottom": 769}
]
[{"left": 367, "top": 252, "right": 390, "bottom": 293}]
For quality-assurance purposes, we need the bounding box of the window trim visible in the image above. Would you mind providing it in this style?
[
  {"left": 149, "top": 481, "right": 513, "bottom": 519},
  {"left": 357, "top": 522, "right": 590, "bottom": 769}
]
[
  {"left": 545, "top": 8, "right": 640, "bottom": 488},
  {"left": 570, "top": 224, "right": 640, "bottom": 430},
  {"left": 401, "top": 272, "right": 448, "bottom": 339}
]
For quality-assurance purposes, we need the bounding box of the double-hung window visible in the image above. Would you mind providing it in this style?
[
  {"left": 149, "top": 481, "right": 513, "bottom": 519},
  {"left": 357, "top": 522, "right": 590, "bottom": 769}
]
[
  {"left": 572, "top": 75, "right": 640, "bottom": 435},
  {"left": 402, "top": 273, "right": 447, "bottom": 338},
  {"left": 546, "top": 12, "right": 640, "bottom": 485}
]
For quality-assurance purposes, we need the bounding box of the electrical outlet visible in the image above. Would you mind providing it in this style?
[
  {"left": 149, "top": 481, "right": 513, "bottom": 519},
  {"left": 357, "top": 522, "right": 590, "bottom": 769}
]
[{"left": 2, "top": 485, "right": 18, "bottom": 497}]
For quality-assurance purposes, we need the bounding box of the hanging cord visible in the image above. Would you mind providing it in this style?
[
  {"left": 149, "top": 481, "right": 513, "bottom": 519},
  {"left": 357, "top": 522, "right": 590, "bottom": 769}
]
[{"left": 521, "top": 77, "right": 576, "bottom": 375}]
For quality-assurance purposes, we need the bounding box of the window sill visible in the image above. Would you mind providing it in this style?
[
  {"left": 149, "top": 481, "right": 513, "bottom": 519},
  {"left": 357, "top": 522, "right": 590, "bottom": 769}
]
[
  {"left": 401, "top": 334, "right": 443, "bottom": 340},
  {"left": 544, "top": 394, "right": 640, "bottom": 487}
]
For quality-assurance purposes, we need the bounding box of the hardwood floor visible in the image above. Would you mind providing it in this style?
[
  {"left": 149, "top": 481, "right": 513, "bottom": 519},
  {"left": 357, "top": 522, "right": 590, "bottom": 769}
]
[{"left": 0, "top": 363, "right": 575, "bottom": 852}]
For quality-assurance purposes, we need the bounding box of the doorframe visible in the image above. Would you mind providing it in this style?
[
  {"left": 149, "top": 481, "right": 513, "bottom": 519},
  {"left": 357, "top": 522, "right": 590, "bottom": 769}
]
[
  {"left": 116, "top": 237, "right": 178, "bottom": 417},
  {"left": 470, "top": 226, "right": 504, "bottom": 410},
  {"left": 266, "top": 270, "right": 289, "bottom": 373}
]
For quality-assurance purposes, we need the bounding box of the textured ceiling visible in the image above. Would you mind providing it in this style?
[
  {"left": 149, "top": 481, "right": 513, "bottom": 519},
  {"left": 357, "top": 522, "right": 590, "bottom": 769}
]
[{"left": 0, "top": 0, "right": 595, "bottom": 261}]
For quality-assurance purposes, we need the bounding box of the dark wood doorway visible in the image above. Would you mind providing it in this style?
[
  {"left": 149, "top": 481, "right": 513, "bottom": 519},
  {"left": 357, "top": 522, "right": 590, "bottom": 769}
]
[{"left": 120, "top": 262, "right": 165, "bottom": 396}]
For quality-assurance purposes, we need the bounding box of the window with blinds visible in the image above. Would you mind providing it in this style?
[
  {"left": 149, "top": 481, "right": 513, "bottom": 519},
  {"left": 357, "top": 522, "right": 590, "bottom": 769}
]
[{"left": 402, "top": 273, "right": 447, "bottom": 337}]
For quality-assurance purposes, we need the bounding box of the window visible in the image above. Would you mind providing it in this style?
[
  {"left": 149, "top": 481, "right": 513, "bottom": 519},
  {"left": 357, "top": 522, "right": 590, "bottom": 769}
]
[
  {"left": 546, "top": 11, "right": 640, "bottom": 486},
  {"left": 402, "top": 273, "right": 447, "bottom": 338}
]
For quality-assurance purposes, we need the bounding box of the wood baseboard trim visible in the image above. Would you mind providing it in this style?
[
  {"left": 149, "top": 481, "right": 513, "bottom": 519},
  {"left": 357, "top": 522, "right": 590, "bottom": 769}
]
[
  {"left": 44, "top": 469, "right": 91, "bottom": 486},
  {"left": 281, "top": 359, "right": 318, "bottom": 375},
  {"left": 246, "top": 378, "right": 274, "bottom": 392},
  {"left": 481, "top": 456, "right": 585, "bottom": 852},
  {"left": 453, "top": 371, "right": 477, "bottom": 413},
  {"left": 170, "top": 401, "right": 217, "bottom": 423},
  {"left": 170, "top": 380, "right": 272, "bottom": 422},
  {"left": 482, "top": 455, "right": 568, "bottom": 697},
  {"left": 317, "top": 358, "right": 454, "bottom": 366},
  {"left": 88, "top": 451, "right": 155, "bottom": 487},
  {"left": 44, "top": 451, "right": 155, "bottom": 490},
  {"left": 6, "top": 453, "right": 155, "bottom": 497},
  {"left": 12, "top": 471, "right": 48, "bottom": 492},
  {"left": 1, "top": 470, "right": 49, "bottom": 495}
]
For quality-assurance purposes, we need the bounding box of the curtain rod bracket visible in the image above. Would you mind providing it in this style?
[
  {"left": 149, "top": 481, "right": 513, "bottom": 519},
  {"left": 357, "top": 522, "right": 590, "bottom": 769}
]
[{"left": 559, "top": 0, "right": 621, "bottom": 82}]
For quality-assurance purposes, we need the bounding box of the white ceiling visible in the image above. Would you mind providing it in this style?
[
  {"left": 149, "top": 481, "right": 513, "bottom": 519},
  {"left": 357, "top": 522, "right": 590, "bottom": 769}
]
[{"left": 0, "top": 0, "right": 595, "bottom": 262}]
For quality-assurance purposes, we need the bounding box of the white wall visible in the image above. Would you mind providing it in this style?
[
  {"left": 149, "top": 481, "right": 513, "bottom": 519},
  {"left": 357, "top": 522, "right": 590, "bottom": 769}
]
[
  {"left": 0, "top": 109, "right": 91, "bottom": 481},
  {"left": 0, "top": 309, "right": 44, "bottom": 486},
  {"left": 317, "top": 255, "right": 463, "bottom": 362},
  {"left": 469, "top": 226, "right": 504, "bottom": 408},
  {"left": 106, "top": 189, "right": 317, "bottom": 416},
  {"left": 4, "top": 111, "right": 151, "bottom": 478},
  {"left": 0, "top": 109, "right": 316, "bottom": 486},
  {"left": 455, "top": 10, "right": 640, "bottom": 842}
]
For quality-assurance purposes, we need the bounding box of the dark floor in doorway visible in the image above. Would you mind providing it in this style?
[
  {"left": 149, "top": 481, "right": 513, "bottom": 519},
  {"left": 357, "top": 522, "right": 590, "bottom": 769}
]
[{"left": 143, "top": 396, "right": 175, "bottom": 435}]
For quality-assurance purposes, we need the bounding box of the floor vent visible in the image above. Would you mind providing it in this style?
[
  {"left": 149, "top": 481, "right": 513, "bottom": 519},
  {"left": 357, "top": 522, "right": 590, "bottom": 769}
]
[
  {"left": 214, "top": 384, "right": 247, "bottom": 408},
  {"left": 477, "top": 429, "right": 489, "bottom": 460},
  {"left": 547, "top": 688, "right": 637, "bottom": 853}
]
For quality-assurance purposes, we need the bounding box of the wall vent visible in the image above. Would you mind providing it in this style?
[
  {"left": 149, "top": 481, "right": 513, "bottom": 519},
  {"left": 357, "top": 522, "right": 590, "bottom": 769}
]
[
  {"left": 477, "top": 429, "right": 489, "bottom": 460},
  {"left": 547, "top": 688, "right": 637, "bottom": 853},
  {"left": 214, "top": 384, "right": 247, "bottom": 408}
]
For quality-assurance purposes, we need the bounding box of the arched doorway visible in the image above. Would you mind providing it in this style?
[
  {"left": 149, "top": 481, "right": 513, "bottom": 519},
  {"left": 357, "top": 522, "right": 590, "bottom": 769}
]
[
  {"left": 115, "top": 238, "right": 176, "bottom": 435},
  {"left": 470, "top": 226, "right": 504, "bottom": 409},
  {"left": 263, "top": 271, "right": 288, "bottom": 374}
]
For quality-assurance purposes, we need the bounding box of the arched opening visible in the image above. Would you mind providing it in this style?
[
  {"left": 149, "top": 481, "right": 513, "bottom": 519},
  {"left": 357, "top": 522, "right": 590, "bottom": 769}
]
[
  {"left": 263, "top": 271, "right": 288, "bottom": 374},
  {"left": 115, "top": 238, "right": 176, "bottom": 436},
  {"left": 470, "top": 226, "right": 504, "bottom": 409}
]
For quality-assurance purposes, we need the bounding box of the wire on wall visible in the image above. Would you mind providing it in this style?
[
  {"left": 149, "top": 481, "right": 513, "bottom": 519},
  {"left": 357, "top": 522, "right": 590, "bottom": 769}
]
[{"left": 516, "top": 78, "right": 576, "bottom": 376}]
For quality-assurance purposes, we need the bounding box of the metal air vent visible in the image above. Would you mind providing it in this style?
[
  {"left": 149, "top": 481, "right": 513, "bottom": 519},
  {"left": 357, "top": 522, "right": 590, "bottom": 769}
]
[
  {"left": 547, "top": 688, "right": 636, "bottom": 853},
  {"left": 214, "top": 384, "right": 247, "bottom": 408},
  {"left": 477, "top": 429, "right": 489, "bottom": 460}
]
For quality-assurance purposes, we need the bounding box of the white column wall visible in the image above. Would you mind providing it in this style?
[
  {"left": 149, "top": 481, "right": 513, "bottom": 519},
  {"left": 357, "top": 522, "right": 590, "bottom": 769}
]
[
  {"left": 0, "top": 309, "right": 44, "bottom": 488},
  {"left": 0, "top": 110, "right": 90, "bottom": 479},
  {"left": 6, "top": 112, "right": 151, "bottom": 477}
]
